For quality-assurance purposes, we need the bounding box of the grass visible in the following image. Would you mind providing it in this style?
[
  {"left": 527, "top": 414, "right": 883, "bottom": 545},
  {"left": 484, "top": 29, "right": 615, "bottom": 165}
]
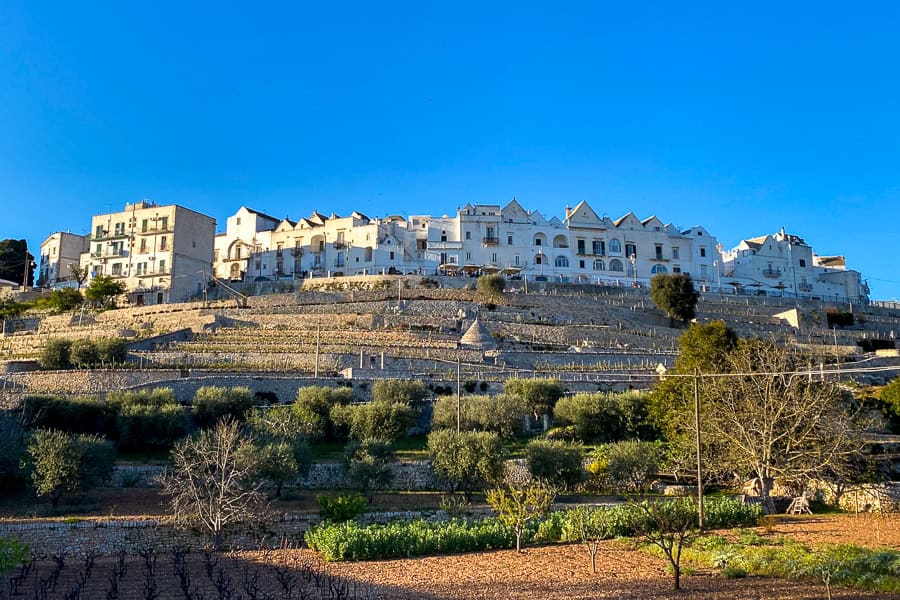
[{"left": 679, "top": 530, "right": 900, "bottom": 595}]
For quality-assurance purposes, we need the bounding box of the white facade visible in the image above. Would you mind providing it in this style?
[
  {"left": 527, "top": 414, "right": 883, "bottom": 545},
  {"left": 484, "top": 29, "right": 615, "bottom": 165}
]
[
  {"left": 81, "top": 200, "right": 216, "bottom": 305},
  {"left": 721, "top": 229, "right": 867, "bottom": 302},
  {"left": 38, "top": 232, "right": 90, "bottom": 288}
]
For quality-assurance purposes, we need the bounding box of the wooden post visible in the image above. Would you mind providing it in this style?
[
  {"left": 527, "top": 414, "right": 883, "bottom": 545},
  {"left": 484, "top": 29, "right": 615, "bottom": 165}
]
[{"left": 694, "top": 368, "right": 704, "bottom": 529}]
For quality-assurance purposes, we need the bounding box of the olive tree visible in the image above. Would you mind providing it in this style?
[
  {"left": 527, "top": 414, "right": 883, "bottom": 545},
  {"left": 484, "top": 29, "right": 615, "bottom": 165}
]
[
  {"left": 25, "top": 429, "right": 115, "bottom": 508},
  {"left": 428, "top": 429, "right": 504, "bottom": 501},
  {"left": 650, "top": 273, "right": 699, "bottom": 325}
]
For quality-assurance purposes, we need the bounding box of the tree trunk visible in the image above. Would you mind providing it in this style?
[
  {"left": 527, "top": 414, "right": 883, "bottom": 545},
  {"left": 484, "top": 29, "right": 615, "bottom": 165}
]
[
  {"left": 213, "top": 529, "right": 223, "bottom": 552},
  {"left": 673, "top": 563, "right": 681, "bottom": 590},
  {"left": 515, "top": 527, "right": 522, "bottom": 553},
  {"left": 275, "top": 482, "right": 283, "bottom": 498},
  {"left": 51, "top": 492, "right": 61, "bottom": 509},
  {"left": 590, "top": 549, "right": 597, "bottom": 574}
]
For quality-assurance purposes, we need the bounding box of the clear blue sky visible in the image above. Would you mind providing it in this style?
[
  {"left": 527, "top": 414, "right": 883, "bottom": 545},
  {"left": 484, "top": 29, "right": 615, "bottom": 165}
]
[{"left": 2, "top": 2, "right": 899, "bottom": 299}]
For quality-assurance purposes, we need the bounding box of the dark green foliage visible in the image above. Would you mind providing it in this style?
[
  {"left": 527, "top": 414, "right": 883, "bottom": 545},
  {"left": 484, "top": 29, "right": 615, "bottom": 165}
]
[
  {"left": 84, "top": 275, "right": 126, "bottom": 308},
  {"left": 825, "top": 309, "right": 854, "bottom": 328},
  {"left": 463, "top": 381, "right": 477, "bottom": 393},
  {"left": 0, "top": 537, "right": 29, "bottom": 577},
  {"left": 292, "top": 386, "right": 353, "bottom": 440},
  {"left": 0, "top": 298, "right": 30, "bottom": 320},
  {"left": 105, "top": 388, "right": 177, "bottom": 408},
  {"left": 0, "top": 239, "right": 35, "bottom": 286},
  {"left": 248, "top": 440, "right": 300, "bottom": 498},
  {"left": 95, "top": 338, "right": 128, "bottom": 364},
  {"left": 69, "top": 339, "right": 100, "bottom": 368},
  {"left": 878, "top": 378, "right": 900, "bottom": 421},
  {"left": 344, "top": 440, "right": 394, "bottom": 502},
  {"left": 553, "top": 391, "right": 657, "bottom": 443},
  {"left": 525, "top": 439, "right": 585, "bottom": 490},
  {"left": 115, "top": 402, "right": 187, "bottom": 451},
  {"left": 39, "top": 339, "right": 72, "bottom": 369},
  {"left": 476, "top": 274, "right": 506, "bottom": 300},
  {"left": 306, "top": 518, "right": 518, "bottom": 561},
  {"left": 24, "top": 429, "right": 115, "bottom": 507},
  {"left": 431, "top": 394, "right": 527, "bottom": 438},
  {"left": 503, "top": 378, "right": 564, "bottom": 419},
  {"left": 246, "top": 405, "right": 305, "bottom": 441},
  {"left": 330, "top": 401, "right": 414, "bottom": 443},
  {"left": 650, "top": 273, "right": 700, "bottom": 324},
  {"left": 371, "top": 380, "right": 428, "bottom": 405},
  {"left": 427, "top": 429, "right": 505, "bottom": 501},
  {"left": 18, "top": 395, "right": 106, "bottom": 436},
  {"left": 35, "top": 288, "right": 83, "bottom": 313},
  {"left": 0, "top": 412, "right": 26, "bottom": 487},
  {"left": 316, "top": 493, "right": 367, "bottom": 523},
  {"left": 191, "top": 386, "right": 255, "bottom": 428},
  {"left": 590, "top": 441, "right": 666, "bottom": 494}
]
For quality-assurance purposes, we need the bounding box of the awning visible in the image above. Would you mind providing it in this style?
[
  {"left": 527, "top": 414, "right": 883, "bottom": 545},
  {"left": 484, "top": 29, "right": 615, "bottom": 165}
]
[
  {"left": 501, "top": 266, "right": 522, "bottom": 274},
  {"left": 460, "top": 264, "right": 480, "bottom": 272},
  {"left": 481, "top": 265, "right": 501, "bottom": 273},
  {"left": 439, "top": 263, "right": 460, "bottom": 271}
]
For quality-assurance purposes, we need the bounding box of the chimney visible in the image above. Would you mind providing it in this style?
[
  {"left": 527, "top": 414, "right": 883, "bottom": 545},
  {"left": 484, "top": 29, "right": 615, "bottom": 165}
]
[{"left": 565, "top": 205, "right": 572, "bottom": 220}]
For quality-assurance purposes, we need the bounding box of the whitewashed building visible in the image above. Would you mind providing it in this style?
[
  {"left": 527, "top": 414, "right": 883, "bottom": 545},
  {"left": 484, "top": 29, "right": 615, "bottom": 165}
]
[{"left": 38, "top": 232, "right": 90, "bottom": 289}]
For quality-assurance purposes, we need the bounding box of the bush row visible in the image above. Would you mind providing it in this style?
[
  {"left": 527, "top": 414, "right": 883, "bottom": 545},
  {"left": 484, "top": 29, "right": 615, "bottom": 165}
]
[
  {"left": 305, "top": 498, "right": 761, "bottom": 562},
  {"left": 39, "top": 338, "right": 128, "bottom": 369}
]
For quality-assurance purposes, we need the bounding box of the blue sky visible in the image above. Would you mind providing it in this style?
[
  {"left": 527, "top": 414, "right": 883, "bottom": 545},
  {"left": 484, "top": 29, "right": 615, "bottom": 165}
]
[{"left": 2, "top": 2, "right": 899, "bottom": 299}]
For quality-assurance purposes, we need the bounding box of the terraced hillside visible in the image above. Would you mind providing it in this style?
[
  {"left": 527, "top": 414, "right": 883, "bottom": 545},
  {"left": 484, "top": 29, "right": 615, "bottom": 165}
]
[{"left": 3, "top": 278, "right": 898, "bottom": 384}]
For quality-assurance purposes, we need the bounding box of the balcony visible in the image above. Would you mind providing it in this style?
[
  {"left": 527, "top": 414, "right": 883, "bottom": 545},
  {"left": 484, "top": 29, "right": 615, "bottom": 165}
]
[
  {"left": 136, "top": 226, "right": 174, "bottom": 235},
  {"left": 762, "top": 268, "right": 782, "bottom": 278},
  {"left": 291, "top": 249, "right": 303, "bottom": 257},
  {"left": 97, "top": 249, "right": 129, "bottom": 260},
  {"left": 797, "top": 283, "right": 813, "bottom": 292},
  {"left": 333, "top": 241, "right": 348, "bottom": 249},
  {"left": 428, "top": 241, "right": 463, "bottom": 250},
  {"left": 482, "top": 237, "right": 500, "bottom": 245},
  {"left": 135, "top": 268, "right": 171, "bottom": 278}
]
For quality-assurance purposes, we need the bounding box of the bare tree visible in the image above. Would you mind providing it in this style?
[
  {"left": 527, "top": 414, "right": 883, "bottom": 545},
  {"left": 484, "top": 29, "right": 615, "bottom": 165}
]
[
  {"left": 697, "top": 340, "right": 865, "bottom": 510},
  {"left": 164, "top": 419, "right": 267, "bottom": 550},
  {"left": 68, "top": 263, "right": 89, "bottom": 289}
]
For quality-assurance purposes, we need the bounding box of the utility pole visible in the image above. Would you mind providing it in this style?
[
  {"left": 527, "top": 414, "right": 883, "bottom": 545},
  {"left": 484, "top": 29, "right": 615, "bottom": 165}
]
[
  {"left": 314, "top": 322, "right": 321, "bottom": 378},
  {"left": 21, "top": 241, "right": 30, "bottom": 290},
  {"left": 694, "top": 368, "right": 704, "bottom": 529},
  {"left": 456, "top": 354, "right": 462, "bottom": 434}
]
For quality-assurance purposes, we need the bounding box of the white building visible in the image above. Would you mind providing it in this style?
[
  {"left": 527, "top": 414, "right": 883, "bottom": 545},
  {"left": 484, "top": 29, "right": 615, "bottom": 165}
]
[
  {"left": 721, "top": 228, "right": 867, "bottom": 302},
  {"left": 81, "top": 200, "right": 216, "bottom": 305},
  {"left": 38, "top": 232, "right": 90, "bottom": 289}
]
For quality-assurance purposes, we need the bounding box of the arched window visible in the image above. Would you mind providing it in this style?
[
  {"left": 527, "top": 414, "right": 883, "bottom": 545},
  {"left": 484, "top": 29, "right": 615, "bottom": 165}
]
[
  {"left": 533, "top": 233, "right": 547, "bottom": 247},
  {"left": 534, "top": 253, "right": 544, "bottom": 265},
  {"left": 552, "top": 234, "right": 569, "bottom": 248},
  {"left": 651, "top": 264, "right": 668, "bottom": 275},
  {"left": 555, "top": 256, "right": 569, "bottom": 268},
  {"left": 609, "top": 239, "right": 622, "bottom": 254},
  {"left": 593, "top": 259, "right": 605, "bottom": 271},
  {"left": 608, "top": 259, "right": 624, "bottom": 272}
]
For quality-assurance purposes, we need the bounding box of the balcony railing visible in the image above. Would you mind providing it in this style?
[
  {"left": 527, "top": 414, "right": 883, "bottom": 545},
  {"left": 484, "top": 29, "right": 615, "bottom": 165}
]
[
  {"left": 135, "top": 268, "right": 171, "bottom": 278},
  {"left": 332, "top": 241, "right": 348, "bottom": 249},
  {"left": 797, "top": 283, "right": 813, "bottom": 292},
  {"left": 482, "top": 237, "right": 500, "bottom": 245},
  {"left": 136, "top": 226, "right": 174, "bottom": 235},
  {"left": 762, "top": 268, "right": 782, "bottom": 278}
]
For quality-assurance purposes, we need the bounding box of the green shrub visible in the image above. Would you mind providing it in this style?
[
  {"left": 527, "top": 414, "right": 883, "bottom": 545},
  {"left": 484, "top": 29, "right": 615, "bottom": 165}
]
[
  {"left": 24, "top": 429, "right": 115, "bottom": 508},
  {"left": 95, "top": 338, "right": 128, "bottom": 364},
  {"left": 504, "top": 378, "right": 564, "bottom": 420},
  {"left": 427, "top": 429, "right": 504, "bottom": 501},
  {"left": 39, "top": 339, "right": 72, "bottom": 369},
  {"left": 330, "top": 401, "right": 414, "bottom": 443},
  {"left": 344, "top": 440, "right": 394, "bottom": 502},
  {"left": 825, "top": 309, "right": 854, "bottom": 328},
  {"left": 192, "top": 386, "right": 255, "bottom": 428},
  {"left": 292, "top": 386, "right": 353, "bottom": 440},
  {"left": 589, "top": 440, "right": 666, "bottom": 494},
  {"left": 115, "top": 402, "right": 187, "bottom": 451},
  {"left": 306, "top": 517, "right": 518, "bottom": 561},
  {"left": 246, "top": 439, "right": 300, "bottom": 498},
  {"left": 69, "top": 339, "right": 100, "bottom": 368},
  {"left": 476, "top": 274, "right": 505, "bottom": 301},
  {"left": 554, "top": 391, "right": 658, "bottom": 443},
  {"left": 18, "top": 395, "right": 106, "bottom": 436},
  {"left": 371, "top": 380, "right": 428, "bottom": 405},
  {"left": 246, "top": 405, "right": 305, "bottom": 441},
  {"left": 105, "top": 388, "right": 176, "bottom": 409},
  {"left": 0, "top": 413, "right": 26, "bottom": 487},
  {"left": 316, "top": 493, "right": 367, "bottom": 522},
  {"left": 0, "top": 537, "right": 29, "bottom": 577},
  {"left": 431, "top": 394, "right": 527, "bottom": 438},
  {"left": 525, "top": 439, "right": 585, "bottom": 490}
]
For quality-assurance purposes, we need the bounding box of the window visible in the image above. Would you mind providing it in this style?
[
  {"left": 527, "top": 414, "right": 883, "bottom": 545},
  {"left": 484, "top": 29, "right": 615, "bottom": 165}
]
[
  {"left": 141, "top": 219, "right": 148, "bottom": 233},
  {"left": 673, "top": 265, "right": 681, "bottom": 273},
  {"left": 608, "top": 259, "right": 624, "bottom": 272},
  {"left": 593, "top": 241, "right": 605, "bottom": 255},
  {"left": 609, "top": 239, "right": 622, "bottom": 254},
  {"left": 465, "top": 231, "right": 471, "bottom": 240},
  {"left": 507, "top": 235, "right": 513, "bottom": 245},
  {"left": 160, "top": 217, "right": 168, "bottom": 230},
  {"left": 534, "top": 237, "right": 542, "bottom": 246},
  {"left": 577, "top": 239, "right": 586, "bottom": 254},
  {"left": 95, "top": 243, "right": 102, "bottom": 255},
  {"left": 799, "top": 259, "right": 806, "bottom": 267},
  {"left": 441, "top": 232, "right": 447, "bottom": 242},
  {"left": 114, "top": 222, "right": 125, "bottom": 235},
  {"left": 213, "top": 249, "right": 218, "bottom": 261},
  {"left": 236, "top": 217, "right": 241, "bottom": 225},
  {"left": 672, "top": 247, "right": 680, "bottom": 260},
  {"left": 158, "top": 259, "right": 166, "bottom": 272},
  {"left": 159, "top": 236, "right": 168, "bottom": 251},
  {"left": 465, "top": 252, "right": 471, "bottom": 260},
  {"left": 364, "top": 247, "right": 373, "bottom": 261},
  {"left": 389, "top": 251, "right": 395, "bottom": 260},
  {"left": 514, "top": 255, "right": 520, "bottom": 265},
  {"left": 95, "top": 225, "right": 104, "bottom": 239},
  {"left": 651, "top": 264, "right": 668, "bottom": 274},
  {"left": 700, "top": 264, "right": 708, "bottom": 278},
  {"left": 491, "top": 252, "right": 497, "bottom": 263},
  {"left": 555, "top": 256, "right": 569, "bottom": 268},
  {"left": 700, "top": 246, "right": 706, "bottom": 257},
  {"left": 593, "top": 259, "right": 605, "bottom": 271},
  {"left": 655, "top": 245, "right": 663, "bottom": 260},
  {"left": 625, "top": 243, "right": 637, "bottom": 258},
  {"left": 579, "top": 260, "right": 585, "bottom": 269},
  {"left": 111, "top": 263, "right": 122, "bottom": 275}
]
